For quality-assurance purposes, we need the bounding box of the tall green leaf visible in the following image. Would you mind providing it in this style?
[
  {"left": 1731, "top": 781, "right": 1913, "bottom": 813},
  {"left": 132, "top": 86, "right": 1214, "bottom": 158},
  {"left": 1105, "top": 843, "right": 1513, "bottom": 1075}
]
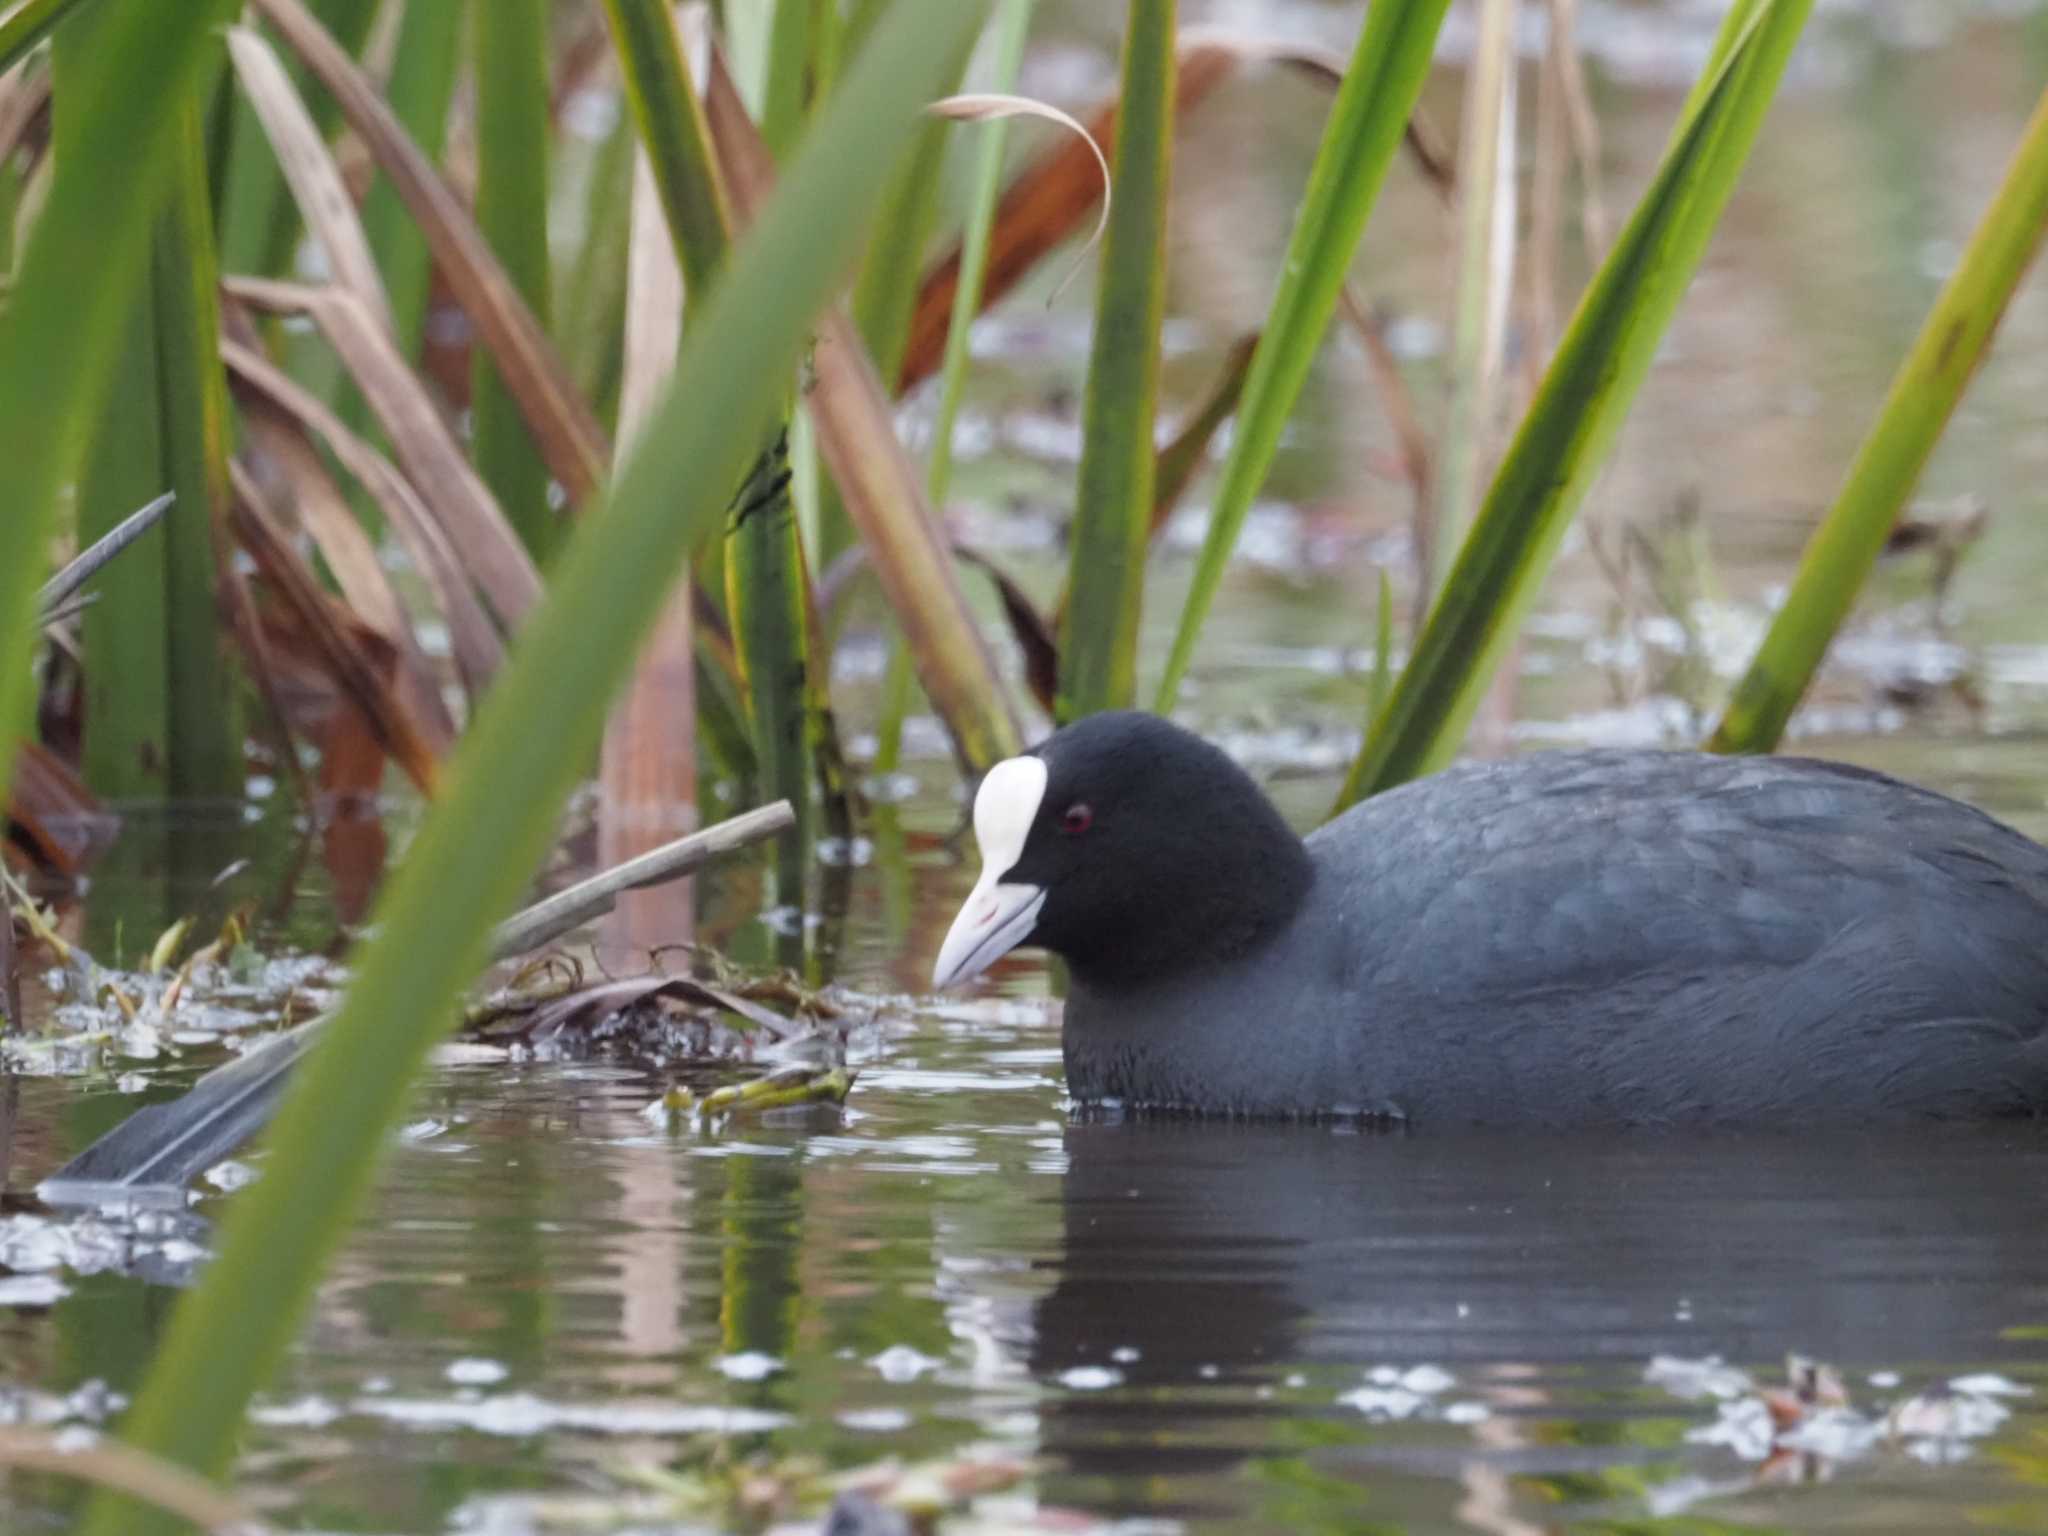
[
  {"left": 557, "top": 96, "right": 639, "bottom": 418},
  {"left": 740, "top": 2, "right": 832, "bottom": 845},
  {"left": 601, "top": 0, "right": 821, "bottom": 868},
  {"left": 0, "top": 0, "right": 240, "bottom": 817},
  {"left": 151, "top": 93, "right": 243, "bottom": 796},
  {"left": 726, "top": 426, "right": 814, "bottom": 899},
  {"left": 59, "top": 5, "right": 169, "bottom": 798},
  {"left": 1332, "top": 0, "right": 1809, "bottom": 812},
  {"left": 1152, "top": 0, "right": 1452, "bottom": 709},
  {"left": 82, "top": 8, "right": 991, "bottom": 1526},
  {"left": 472, "top": 0, "right": 558, "bottom": 560},
  {"left": 601, "top": 0, "right": 732, "bottom": 295},
  {"left": 1708, "top": 83, "right": 2048, "bottom": 753},
  {"left": 1057, "top": 0, "right": 1174, "bottom": 720},
  {"left": 699, "top": 37, "right": 1021, "bottom": 774}
]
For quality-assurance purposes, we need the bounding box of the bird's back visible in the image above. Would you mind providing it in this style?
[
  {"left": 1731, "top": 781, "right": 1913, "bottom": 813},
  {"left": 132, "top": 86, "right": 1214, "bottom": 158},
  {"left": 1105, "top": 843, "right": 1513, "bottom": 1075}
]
[
  {"left": 1063, "top": 750, "right": 2048, "bottom": 1124},
  {"left": 1304, "top": 750, "right": 2048, "bottom": 1123}
]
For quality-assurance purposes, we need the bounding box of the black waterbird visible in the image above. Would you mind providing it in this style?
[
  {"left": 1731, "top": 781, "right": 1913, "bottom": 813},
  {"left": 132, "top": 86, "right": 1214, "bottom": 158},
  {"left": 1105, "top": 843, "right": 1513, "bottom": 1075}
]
[{"left": 934, "top": 711, "right": 2048, "bottom": 1125}]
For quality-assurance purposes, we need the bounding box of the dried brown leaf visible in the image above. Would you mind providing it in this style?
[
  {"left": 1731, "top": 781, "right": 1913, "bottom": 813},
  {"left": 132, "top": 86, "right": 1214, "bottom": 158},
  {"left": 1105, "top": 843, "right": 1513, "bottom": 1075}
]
[
  {"left": 252, "top": 0, "right": 612, "bottom": 505},
  {"left": 238, "top": 403, "right": 456, "bottom": 750},
  {"left": 221, "top": 329, "right": 507, "bottom": 696},
  {"left": 212, "top": 474, "right": 317, "bottom": 811},
  {"left": 4, "top": 741, "right": 115, "bottom": 876},
  {"left": 226, "top": 24, "right": 392, "bottom": 328},
  {"left": 482, "top": 973, "right": 800, "bottom": 1048},
  {"left": 926, "top": 90, "right": 1109, "bottom": 299},
  {"left": 0, "top": 56, "right": 50, "bottom": 174},
  {"left": 229, "top": 461, "right": 442, "bottom": 793},
  {"left": 0, "top": 1426, "right": 271, "bottom": 1535},
  {"left": 227, "top": 276, "right": 542, "bottom": 633},
  {"left": 1338, "top": 287, "right": 1433, "bottom": 497},
  {"left": 1151, "top": 331, "right": 1257, "bottom": 539},
  {"left": 953, "top": 545, "right": 1060, "bottom": 714}
]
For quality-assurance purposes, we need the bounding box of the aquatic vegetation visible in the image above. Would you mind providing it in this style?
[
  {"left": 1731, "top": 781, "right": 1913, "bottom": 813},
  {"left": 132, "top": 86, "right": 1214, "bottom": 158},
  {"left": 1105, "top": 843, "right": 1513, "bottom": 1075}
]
[
  {"left": 1335, "top": 0, "right": 1810, "bottom": 807},
  {"left": 66, "top": 10, "right": 989, "bottom": 1529},
  {"left": 0, "top": 3, "right": 2044, "bottom": 1531},
  {"left": 1709, "top": 84, "right": 2048, "bottom": 751}
]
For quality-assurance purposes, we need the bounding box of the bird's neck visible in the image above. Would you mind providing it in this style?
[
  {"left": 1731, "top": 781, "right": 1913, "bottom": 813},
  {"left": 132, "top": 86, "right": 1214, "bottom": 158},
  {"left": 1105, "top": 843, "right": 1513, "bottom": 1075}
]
[{"left": 1063, "top": 822, "right": 1315, "bottom": 995}]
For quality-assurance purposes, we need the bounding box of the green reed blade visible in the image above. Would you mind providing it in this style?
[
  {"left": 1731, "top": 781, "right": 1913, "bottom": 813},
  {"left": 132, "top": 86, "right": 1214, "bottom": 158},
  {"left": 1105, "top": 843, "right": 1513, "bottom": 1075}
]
[
  {"left": 151, "top": 93, "right": 243, "bottom": 795},
  {"left": 1152, "top": 0, "right": 1452, "bottom": 710},
  {"left": 876, "top": 0, "right": 1035, "bottom": 772},
  {"left": 1332, "top": 0, "right": 1809, "bottom": 812},
  {"left": 601, "top": 0, "right": 732, "bottom": 296},
  {"left": 1707, "top": 83, "right": 2048, "bottom": 753},
  {"left": 0, "top": 0, "right": 239, "bottom": 830},
  {"left": 363, "top": 0, "right": 465, "bottom": 360},
  {"left": 84, "top": 5, "right": 992, "bottom": 1530},
  {"left": 472, "top": 0, "right": 558, "bottom": 560},
  {"left": 1057, "top": 0, "right": 1174, "bottom": 720},
  {"left": 59, "top": 4, "right": 168, "bottom": 798}
]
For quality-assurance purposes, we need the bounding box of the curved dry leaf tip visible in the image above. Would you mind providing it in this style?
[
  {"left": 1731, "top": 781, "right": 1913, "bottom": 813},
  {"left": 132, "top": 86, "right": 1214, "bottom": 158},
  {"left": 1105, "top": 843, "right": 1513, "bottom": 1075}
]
[{"left": 926, "top": 90, "right": 1110, "bottom": 304}]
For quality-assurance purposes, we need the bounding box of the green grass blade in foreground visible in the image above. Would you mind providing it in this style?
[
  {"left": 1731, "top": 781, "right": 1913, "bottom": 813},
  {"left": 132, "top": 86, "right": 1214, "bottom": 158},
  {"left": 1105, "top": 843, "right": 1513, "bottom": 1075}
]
[
  {"left": 1707, "top": 84, "right": 2048, "bottom": 753},
  {"left": 1332, "top": 0, "right": 1808, "bottom": 812},
  {"left": 1057, "top": 0, "right": 1174, "bottom": 720},
  {"left": 83, "top": 5, "right": 992, "bottom": 1526},
  {"left": 1152, "top": 0, "right": 1451, "bottom": 710},
  {"left": 472, "top": 0, "right": 558, "bottom": 560},
  {"left": 0, "top": 0, "right": 239, "bottom": 812}
]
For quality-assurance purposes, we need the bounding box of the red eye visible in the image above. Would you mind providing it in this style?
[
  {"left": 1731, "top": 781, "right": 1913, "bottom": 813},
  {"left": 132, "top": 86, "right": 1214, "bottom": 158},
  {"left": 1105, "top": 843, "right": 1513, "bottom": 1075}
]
[{"left": 1061, "top": 802, "right": 1094, "bottom": 835}]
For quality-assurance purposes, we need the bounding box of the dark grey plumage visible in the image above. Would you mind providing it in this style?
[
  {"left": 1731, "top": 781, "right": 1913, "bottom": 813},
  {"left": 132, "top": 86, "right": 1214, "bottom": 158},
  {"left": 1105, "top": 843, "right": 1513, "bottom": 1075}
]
[{"left": 1034, "top": 717, "right": 2048, "bottom": 1125}]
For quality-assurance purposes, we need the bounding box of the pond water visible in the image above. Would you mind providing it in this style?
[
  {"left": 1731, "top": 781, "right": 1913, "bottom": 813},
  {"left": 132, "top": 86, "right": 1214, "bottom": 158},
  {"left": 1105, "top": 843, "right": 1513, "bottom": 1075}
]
[{"left": 11, "top": 2, "right": 2048, "bottom": 1532}]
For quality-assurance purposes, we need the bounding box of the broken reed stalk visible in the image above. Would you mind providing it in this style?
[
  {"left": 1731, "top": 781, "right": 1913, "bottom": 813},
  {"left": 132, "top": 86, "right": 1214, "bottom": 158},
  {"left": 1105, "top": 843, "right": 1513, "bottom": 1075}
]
[
  {"left": 34, "top": 493, "right": 176, "bottom": 622},
  {"left": 41, "top": 798, "right": 798, "bottom": 1201},
  {"left": 492, "top": 800, "right": 794, "bottom": 956}
]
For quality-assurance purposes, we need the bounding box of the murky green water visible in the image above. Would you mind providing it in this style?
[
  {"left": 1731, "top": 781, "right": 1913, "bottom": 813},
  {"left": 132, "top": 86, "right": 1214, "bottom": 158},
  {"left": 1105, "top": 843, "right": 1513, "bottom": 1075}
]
[{"left": 12, "top": 4, "right": 2048, "bottom": 1532}]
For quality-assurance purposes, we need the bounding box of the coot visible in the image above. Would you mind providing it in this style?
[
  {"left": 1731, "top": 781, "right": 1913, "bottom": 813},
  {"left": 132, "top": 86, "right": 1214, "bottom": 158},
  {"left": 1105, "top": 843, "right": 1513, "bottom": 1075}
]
[{"left": 933, "top": 711, "right": 2048, "bottom": 1125}]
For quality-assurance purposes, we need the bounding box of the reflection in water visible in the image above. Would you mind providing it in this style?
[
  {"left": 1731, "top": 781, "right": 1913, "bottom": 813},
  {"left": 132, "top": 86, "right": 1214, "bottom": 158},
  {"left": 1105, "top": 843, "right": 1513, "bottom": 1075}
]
[{"left": 1030, "top": 1120, "right": 2048, "bottom": 1523}]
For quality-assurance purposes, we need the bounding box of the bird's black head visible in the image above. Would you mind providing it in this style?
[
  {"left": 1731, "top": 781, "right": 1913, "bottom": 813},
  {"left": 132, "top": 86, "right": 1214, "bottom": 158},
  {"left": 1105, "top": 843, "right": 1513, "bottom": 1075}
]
[{"left": 933, "top": 711, "right": 1314, "bottom": 993}]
